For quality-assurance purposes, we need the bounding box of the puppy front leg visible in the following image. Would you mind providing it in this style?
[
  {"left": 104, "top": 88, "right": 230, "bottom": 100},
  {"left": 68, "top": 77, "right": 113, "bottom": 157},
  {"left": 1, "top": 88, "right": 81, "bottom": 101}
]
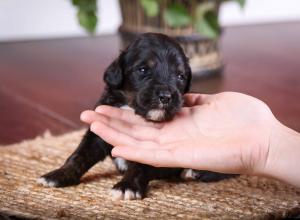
[
  {"left": 38, "top": 130, "right": 112, "bottom": 187},
  {"left": 111, "top": 163, "right": 150, "bottom": 200}
]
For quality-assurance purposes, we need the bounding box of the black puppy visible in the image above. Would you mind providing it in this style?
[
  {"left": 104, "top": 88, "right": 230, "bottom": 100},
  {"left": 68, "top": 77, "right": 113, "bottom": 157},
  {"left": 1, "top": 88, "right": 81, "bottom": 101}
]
[{"left": 38, "top": 33, "right": 234, "bottom": 200}]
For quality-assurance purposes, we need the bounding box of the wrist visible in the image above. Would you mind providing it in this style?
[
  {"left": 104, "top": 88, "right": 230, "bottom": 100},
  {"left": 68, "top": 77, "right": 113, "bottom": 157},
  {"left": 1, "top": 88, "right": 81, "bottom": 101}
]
[{"left": 259, "top": 120, "right": 300, "bottom": 187}]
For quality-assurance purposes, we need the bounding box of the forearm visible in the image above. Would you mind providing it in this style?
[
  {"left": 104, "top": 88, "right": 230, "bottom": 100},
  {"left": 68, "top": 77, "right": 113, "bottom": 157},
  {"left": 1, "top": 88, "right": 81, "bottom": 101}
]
[{"left": 261, "top": 120, "right": 300, "bottom": 188}]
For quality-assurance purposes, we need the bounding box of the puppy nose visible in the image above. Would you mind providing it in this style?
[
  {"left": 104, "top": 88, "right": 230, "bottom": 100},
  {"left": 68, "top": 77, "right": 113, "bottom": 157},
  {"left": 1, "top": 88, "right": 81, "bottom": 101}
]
[{"left": 158, "top": 91, "right": 172, "bottom": 104}]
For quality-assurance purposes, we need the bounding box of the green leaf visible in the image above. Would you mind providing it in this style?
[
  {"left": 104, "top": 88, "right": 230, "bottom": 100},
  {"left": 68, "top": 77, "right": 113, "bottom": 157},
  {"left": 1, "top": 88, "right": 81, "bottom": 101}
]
[
  {"left": 163, "top": 3, "right": 192, "bottom": 28},
  {"left": 194, "top": 2, "right": 220, "bottom": 39},
  {"left": 140, "top": 0, "right": 159, "bottom": 17},
  {"left": 235, "top": 0, "right": 246, "bottom": 8},
  {"left": 72, "top": 0, "right": 98, "bottom": 34},
  {"left": 195, "top": 10, "right": 220, "bottom": 39},
  {"left": 72, "top": 0, "right": 97, "bottom": 11},
  {"left": 223, "top": 0, "right": 246, "bottom": 8},
  {"left": 77, "top": 10, "right": 97, "bottom": 33},
  {"left": 195, "top": 2, "right": 215, "bottom": 18}
]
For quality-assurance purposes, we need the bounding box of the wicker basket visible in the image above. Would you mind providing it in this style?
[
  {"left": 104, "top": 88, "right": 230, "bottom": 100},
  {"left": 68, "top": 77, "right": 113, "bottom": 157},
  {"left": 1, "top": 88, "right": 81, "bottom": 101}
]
[{"left": 118, "top": 0, "right": 223, "bottom": 78}]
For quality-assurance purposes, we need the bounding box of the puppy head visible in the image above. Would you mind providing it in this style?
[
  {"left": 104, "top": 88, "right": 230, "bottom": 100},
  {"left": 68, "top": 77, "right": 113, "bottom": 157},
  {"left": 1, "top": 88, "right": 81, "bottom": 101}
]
[{"left": 104, "top": 33, "right": 192, "bottom": 121}]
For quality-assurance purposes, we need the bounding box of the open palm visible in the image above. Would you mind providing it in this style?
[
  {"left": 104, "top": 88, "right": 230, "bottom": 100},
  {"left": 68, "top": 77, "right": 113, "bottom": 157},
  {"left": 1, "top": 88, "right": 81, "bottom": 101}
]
[{"left": 81, "top": 92, "right": 275, "bottom": 175}]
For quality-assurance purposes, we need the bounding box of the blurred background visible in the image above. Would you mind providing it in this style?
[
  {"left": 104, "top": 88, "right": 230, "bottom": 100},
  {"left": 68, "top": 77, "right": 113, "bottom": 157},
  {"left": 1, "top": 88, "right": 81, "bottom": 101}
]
[
  {"left": 0, "top": 0, "right": 300, "bottom": 145},
  {"left": 1, "top": 0, "right": 300, "bottom": 41}
]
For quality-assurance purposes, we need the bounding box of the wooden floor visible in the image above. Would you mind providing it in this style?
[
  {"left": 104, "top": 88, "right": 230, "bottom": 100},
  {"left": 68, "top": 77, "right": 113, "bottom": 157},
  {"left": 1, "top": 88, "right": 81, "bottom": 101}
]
[{"left": 0, "top": 22, "right": 300, "bottom": 145}]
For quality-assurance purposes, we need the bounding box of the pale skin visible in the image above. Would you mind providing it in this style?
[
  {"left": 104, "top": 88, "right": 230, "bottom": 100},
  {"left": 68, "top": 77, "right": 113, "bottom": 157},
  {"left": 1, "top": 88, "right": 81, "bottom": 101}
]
[{"left": 80, "top": 92, "right": 300, "bottom": 188}]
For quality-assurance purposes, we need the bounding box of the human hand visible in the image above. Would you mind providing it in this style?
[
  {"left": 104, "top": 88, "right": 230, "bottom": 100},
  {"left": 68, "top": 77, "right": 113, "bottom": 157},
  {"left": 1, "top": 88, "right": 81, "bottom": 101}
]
[{"left": 80, "top": 92, "right": 277, "bottom": 176}]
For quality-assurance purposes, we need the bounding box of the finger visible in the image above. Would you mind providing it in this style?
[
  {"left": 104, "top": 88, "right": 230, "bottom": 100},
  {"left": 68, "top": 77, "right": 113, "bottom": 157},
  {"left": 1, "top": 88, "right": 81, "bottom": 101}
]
[
  {"left": 104, "top": 118, "right": 161, "bottom": 142},
  {"left": 80, "top": 110, "right": 106, "bottom": 124},
  {"left": 90, "top": 120, "right": 161, "bottom": 150},
  {"left": 112, "top": 138, "right": 244, "bottom": 173},
  {"left": 95, "top": 105, "right": 151, "bottom": 126},
  {"left": 163, "top": 138, "right": 243, "bottom": 173},
  {"left": 82, "top": 110, "right": 162, "bottom": 141},
  {"left": 111, "top": 146, "right": 180, "bottom": 168},
  {"left": 184, "top": 93, "right": 210, "bottom": 107},
  {"left": 90, "top": 121, "right": 141, "bottom": 148}
]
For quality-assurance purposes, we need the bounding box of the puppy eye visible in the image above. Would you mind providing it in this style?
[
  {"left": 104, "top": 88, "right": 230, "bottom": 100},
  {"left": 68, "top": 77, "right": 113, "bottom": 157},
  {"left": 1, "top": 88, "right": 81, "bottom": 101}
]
[
  {"left": 177, "top": 72, "right": 186, "bottom": 81},
  {"left": 139, "top": 67, "right": 147, "bottom": 74}
]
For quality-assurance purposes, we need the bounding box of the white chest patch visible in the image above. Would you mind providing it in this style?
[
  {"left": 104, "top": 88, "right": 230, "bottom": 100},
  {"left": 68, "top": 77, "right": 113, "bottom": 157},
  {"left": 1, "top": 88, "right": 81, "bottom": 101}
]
[
  {"left": 114, "top": 157, "right": 128, "bottom": 172},
  {"left": 146, "top": 109, "right": 165, "bottom": 121}
]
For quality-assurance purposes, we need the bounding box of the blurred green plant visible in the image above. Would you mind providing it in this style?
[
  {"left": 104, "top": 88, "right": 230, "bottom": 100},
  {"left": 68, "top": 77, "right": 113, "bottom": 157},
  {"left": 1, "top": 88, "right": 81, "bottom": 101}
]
[
  {"left": 72, "top": 0, "right": 245, "bottom": 38},
  {"left": 72, "top": 0, "right": 97, "bottom": 34}
]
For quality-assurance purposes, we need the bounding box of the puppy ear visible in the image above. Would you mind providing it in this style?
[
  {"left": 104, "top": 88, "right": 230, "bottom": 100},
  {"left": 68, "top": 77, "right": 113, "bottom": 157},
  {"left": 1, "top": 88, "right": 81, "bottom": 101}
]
[
  {"left": 184, "top": 65, "right": 192, "bottom": 93},
  {"left": 103, "top": 58, "right": 123, "bottom": 89}
]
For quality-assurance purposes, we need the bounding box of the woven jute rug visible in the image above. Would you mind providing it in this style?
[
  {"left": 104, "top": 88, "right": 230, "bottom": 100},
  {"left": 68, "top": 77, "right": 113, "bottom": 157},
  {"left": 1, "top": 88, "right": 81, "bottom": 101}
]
[{"left": 0, "top": 130, "right": 300, "bottom": 220}]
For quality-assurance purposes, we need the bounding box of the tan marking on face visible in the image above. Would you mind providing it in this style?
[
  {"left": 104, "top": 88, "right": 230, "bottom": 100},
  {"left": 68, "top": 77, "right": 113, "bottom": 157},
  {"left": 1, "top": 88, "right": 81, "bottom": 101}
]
[
  {"left": 147, "top": 59, "right": 155, "bottom": 68},
  {"left": 122, "top": 91, "right": 134, "bottom": 105},
  {"left": 177, "top": 64, "right": 185, "bottom": 73}
]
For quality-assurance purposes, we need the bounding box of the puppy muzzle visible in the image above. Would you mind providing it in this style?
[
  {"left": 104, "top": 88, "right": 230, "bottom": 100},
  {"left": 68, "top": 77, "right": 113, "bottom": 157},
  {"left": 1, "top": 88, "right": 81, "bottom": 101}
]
[{"left": 135, "top": 84, "right": 182, "bottom": 122}]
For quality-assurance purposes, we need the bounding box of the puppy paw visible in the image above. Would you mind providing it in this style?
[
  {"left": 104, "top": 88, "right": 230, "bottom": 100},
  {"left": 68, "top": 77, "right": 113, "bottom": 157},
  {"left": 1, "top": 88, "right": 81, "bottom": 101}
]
[
  {"left": 37, "top": 168, "right": 80, "bottom": 187},
  {"left": 111, "top": 181, "right": 145, "bottom": 200},
  {"left": 37, "top": 176, "right": 58, "bottom": 187},
  {"left": 180, "top": 169, "right": 199, "bottom": 180}
]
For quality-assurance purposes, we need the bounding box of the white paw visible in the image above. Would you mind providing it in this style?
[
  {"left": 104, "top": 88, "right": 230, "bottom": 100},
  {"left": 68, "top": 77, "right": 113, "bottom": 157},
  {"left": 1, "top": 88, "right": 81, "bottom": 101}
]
[
  {"left": 110, "top": 189, "right": 142, "bottom": 200},
  {"left": 36, "top": 177, "right": 57, "bottom": 187},
  {"left": 180, "top": 169, "right": 198, "bottom": 180}
]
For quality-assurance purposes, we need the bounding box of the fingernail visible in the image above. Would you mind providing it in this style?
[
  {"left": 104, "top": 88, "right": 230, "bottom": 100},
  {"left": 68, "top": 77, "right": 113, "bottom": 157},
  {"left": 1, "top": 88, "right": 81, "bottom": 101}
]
[
  {"left": 90, "top": 122, "right": 99, "bottom": 132},
  {"left": 80, "top": 111, "right": 89, "bottom": 122},
  {"left": 95, "top": 105, "right": 106, "bottom": 113},
  {"left": 112, "top": 147, "right": 121, "bottom": 157}
]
